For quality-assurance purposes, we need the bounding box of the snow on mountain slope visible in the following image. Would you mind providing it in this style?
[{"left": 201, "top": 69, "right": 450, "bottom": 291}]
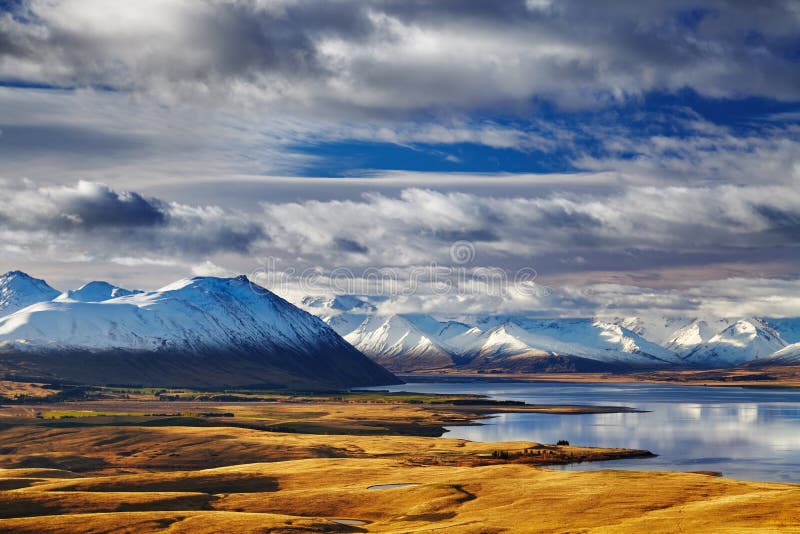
[
  {"left": 663, "top": 318, "right": 734, "bottom": 355},
  {"left": 464, "top": 322, "right": 549, "bottom": 361},
  {"left": 443, "top": 326, "right": 486, "bottom": 355},
  {"left": 319, "top": 308, "right": 680, "bottom": 370},
  {"left": 401, "top": 314, "right": 472, "bottom": 346},
  {"left": 759, "top": 342, "right": 800, "bottom": 364},
  {"left": 301, "top": 295, "right": 795, "bottom": 371},
  {"left": 2, "top": 276, "right": 353, "bottom": 352},
  {"left": 0, "top": 276, "right": 399, "bottom": 388},
  {"left": 613, "top": 316, "right": 697, "bottom": 346},
  {"left": 301, "top": 295, "right": 376, "bottom": 314},
  {"left": 329, "top": 312, "right": 475, "bottom": 371},
  {"left": 343, "top": 314, "right": 457, "bottom": 370},
  {"left": 762, "top": 318, "right": 800, "bottom": 345},
  {"left": 682, "top": 318, "right": 786, "bottom": 366},
  {"left": 324, "top": 313, "right": 370, "bottom": 337},
  {"left": 469, "top": 319, "right": 680, "bottom": 366},
  {"left": 55, "top": 281, "right": 142, "bottom": 302},
  {"left": 0, "top": 271, "right": 60, "bottom": 316}
]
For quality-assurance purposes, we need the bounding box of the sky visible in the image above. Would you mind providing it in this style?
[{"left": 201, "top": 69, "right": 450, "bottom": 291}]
[{"left": 1, "top": 0, "right": 799, "bottom": 318}]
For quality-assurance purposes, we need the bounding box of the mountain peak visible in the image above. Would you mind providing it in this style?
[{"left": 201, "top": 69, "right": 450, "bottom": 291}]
[
  {"left": 2, "top": 270, "right": 30, "bottom": 279},
  {"left": 1, "top": 270, "right": 46, "bottom": 285},
  {"left": 0, "top": 274, "right": 399, "bottom": 389},
  {"left": 55, "top": 281, "right": 142, "bottom": 303},
  {"left": 157, "top": 274, "right": 250, "bottom": 292},
  {"left": 0, "top": 270, "right": 60, "bottom": 316},
  {"left": 683, "top": 317, "right": 786, "bottom": 366}
]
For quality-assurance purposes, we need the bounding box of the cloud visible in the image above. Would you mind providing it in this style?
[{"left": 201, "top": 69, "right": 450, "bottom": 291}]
[
  {"left": 4, "top": 178, "right": 800, "bottom": 292},
  {"left": 2, "top": 180, "right": 800, "bottom": 317},
  {"left": 260, "top": 185, "right": 800, "bottom": 269},
  {"left": 574, "top": 120, "right": 800, "bottom": 186},
  {"left": 0, "top": 180, "right": 267, "bottom": 259},
  {"left": 269, "top": 264, "right": 800, "bottom": 319},
  {"left": 333, "top": 237, "right": 369, "bottom": 254},
  {"left": 111, "top": 256, "right": 179, "bottom": 267},
  {"left": 1, "top": 2, "right": 797, "bottom": 316},
  {"left": 191, "top": 260, "right": 234, "bottom": 278},
  {"left": 1, "top": 0, "right": 799, "bottom": 113},
  {"left": 43, "top": 181, "right": 167, "bottom": 229}
]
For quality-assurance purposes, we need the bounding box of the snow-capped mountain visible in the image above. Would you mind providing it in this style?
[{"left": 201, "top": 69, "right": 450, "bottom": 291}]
[
  {"left": 609, "top": 315, "right": 790, "bottom": 367},
  {"left": 0, "top": 271, "right": 60, "bottom": 316},
  {"left": 54, "top": 280, "right": 142, "bottom": 302},
  {"left": 454, "top": 319, "right": 680, "bottom": 371},
  {"left": 762, "top": 318, "right": 800, "bottom": 345},
  {"left": 301, "top": 294, "right": 376, "bottom": 314},
  {"left": 306, "top": 294, "right": 800, "bottom": 371},
  {"left": 343, "top": 314, "right": 458, "bottom": 371},
  {"left": 321, "top": 306, "right": 681, "bottom": 372},
  {"left": 609, "top": 316, "right": 696, "bottom": 346},
  {"left": 759, "top": 342, "right": 800, "bottom": 365},
  {"left": 663, "top": 318, "right": 734, "bottom": 355},
  {"left": 680, "top": 318, "right": 786, "bottom": 366},
  {"left": 0, "top": 275, "right": 398, "bottom": 389}
]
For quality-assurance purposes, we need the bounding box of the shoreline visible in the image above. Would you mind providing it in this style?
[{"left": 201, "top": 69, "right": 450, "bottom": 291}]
[
  {"left": 397, "top": 368, "right": 800, "bottom": 389},
  {"left": 0, "top": 381, "right": 798, "bottom": 531}
]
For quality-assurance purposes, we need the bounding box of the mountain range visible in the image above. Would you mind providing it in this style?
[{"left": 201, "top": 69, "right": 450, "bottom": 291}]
[
  {"left": 0, "top": 271, "right": 399, "bottom": 389},
  {"left": 302, "top": 295, "right": 800, "bottom": 373},
  {"left": 3, "top": 268, "right": 799, "bottom": 385}
]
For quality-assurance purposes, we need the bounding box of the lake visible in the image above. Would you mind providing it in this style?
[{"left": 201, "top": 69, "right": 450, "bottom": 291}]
[{"left": 364, "top": 380, "right": 800, "bottom": 483}]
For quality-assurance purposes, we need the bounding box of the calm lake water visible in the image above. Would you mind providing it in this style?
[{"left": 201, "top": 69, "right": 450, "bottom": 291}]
[{"left": 364, "top": 381, "right": 800, "bottom": 483}]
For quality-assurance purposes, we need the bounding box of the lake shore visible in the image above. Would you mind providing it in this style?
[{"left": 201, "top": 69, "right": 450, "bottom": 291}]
[
  {"left": 400, "top": 364, "right": 800, "bottom": 389},
  {"left": 0, "top": 383, "right": 798, "bottom": 531}
]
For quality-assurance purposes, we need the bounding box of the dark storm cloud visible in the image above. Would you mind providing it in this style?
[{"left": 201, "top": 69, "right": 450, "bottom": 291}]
[
  {"left": 53, "top": 185, "right": 167, "bottom": 229},
  {"left": 0, "top": 181, "right": 267, "bottom": 258}
]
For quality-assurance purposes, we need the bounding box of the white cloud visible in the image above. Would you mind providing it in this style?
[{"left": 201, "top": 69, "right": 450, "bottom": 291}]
[
  {"left": 2, "top": 0, "right": 798, "bottom": 113},
  {"left": 191, "top": 260, "right": 234, "bottom": 278},
  {"left": 1, "top": 179, "right": 799, "bottom": 317},
  {"left": 259, "top": 184, "right": 800, "bottom": 267},
  {"left": 575, "top": 122, "right": 800, "bottom": 186},
  {"left": 111, "top": 257, "right": 180, "bottom": 267}
]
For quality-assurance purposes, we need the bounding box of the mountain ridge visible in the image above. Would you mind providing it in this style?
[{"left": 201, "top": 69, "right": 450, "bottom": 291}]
[
  {"left": 302, "top": 295, "right": 800, "bottom": 372},
  {"left": 0, "top": 271, "right": 61, "bottom": 316},
  {"left": 0, "top": 274, "right": 399, "bottom": 389}
]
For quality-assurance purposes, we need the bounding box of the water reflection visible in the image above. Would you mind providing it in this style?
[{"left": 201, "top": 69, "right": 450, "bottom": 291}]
[{"left": 365, "top": 382, "right": 800, "bottom": 483}]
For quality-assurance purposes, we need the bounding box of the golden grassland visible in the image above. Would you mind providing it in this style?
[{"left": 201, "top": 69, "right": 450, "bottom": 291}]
[
  {"left": 0, "top": 387, "right": 797, "bottom": 532},
  {"left": 0, "top": 380, "right": 60, "bottom": 399}
]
